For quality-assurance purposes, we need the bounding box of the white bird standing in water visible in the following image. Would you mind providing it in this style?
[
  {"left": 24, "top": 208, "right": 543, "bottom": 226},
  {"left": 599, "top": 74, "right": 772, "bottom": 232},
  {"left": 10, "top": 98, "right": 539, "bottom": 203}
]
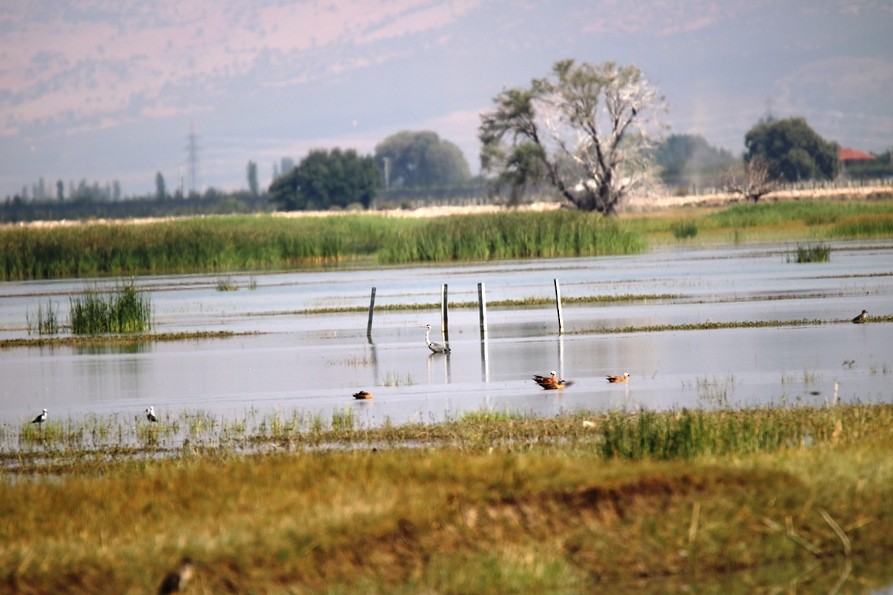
[
  {"left": 423, "top": 323, "right": 450, "bottom": 354},
  {"left": 146, "top": 406, "right": 158, "bottom": 422}
]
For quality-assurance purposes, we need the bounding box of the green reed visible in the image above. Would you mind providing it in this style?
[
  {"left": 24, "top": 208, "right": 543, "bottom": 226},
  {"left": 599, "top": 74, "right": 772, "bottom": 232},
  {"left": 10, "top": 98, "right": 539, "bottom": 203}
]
[
  {"left": 0, "top": 215, "right": 400, "bottom": 281},
  {"left": 670, "top": 220, "right": 698, "bottom": 239},
  {"left": 791, "top": 242, "right": 831, "bottom": 263},
  {"left": 5, "top": 199, "right": 893, "bottom": 281},
  {"left": 69, "top": 280, "right": 152, "bottom": 334},
  {"left": 376, "top": 210, "right": 645, "bottom": 263},
  {"left": 26, "top": 299, "right": 61, "bottom": 335}
]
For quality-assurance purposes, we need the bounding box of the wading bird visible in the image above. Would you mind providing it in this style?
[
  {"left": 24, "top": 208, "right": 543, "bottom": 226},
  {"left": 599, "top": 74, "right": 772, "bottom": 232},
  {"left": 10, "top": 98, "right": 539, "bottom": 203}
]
[
  {"left": 852, "top": 309, "right": 868, "bottom": 324},
  {"left": 352, "top": 390, "right": 373, "bottom": 400},
  {"left": 533, "top": 371, "right": 574, "bottom": 390},
  {"left": 606, "top": 372, "right": 630, "bottom": 383},
  {"left": 158, "top": 557, "right": 194, "bottom": 594},
  {"left": 31, "top": 408, "right": 47, "bottom": 427},
  {"left": 146, "top": 406, "right": 158, "bottom": 422},
  {"left": 423, "top": 323, "right": 450, "bottom": 354}
]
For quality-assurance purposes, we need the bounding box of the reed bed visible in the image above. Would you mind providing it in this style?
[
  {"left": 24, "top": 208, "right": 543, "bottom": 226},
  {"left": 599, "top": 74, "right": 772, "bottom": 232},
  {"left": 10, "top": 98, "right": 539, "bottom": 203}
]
[
  {"left": 2, "top": 403, "right": 893, "bottom": 593},
  {"left": 69, "top": 280, "right": 152, "bottom": 334},
  {"left": 3, "top": 199, "right": 893, "bottom": 280},
  {"left": 0, "top": 215, "right": 399, "bottom": 281},
  {"left": 376, "top": 210, "right": 646, "bottom": 263}
]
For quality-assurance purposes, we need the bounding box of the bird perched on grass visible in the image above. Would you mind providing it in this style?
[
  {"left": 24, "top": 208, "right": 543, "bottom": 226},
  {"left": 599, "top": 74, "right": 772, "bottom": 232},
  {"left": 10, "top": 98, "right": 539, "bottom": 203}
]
[
  {"left": 423, "top": 323, "right": 450, "bottom": 354},
  {"left": 146, "top": 406, "right": 158, "bottom": 422},
  {"left": 158, "top": 557, "right": 194, "bottom": 594},
  {"left": 352, "top": 390, "right": 373, "bottom": 400},
  {"left": 31, "top": 408, "right": 47, "bottom": 427},
  {"left": 606, "top": 372, "right": 630, "bottom": 383},
  {"left": 533, "top": 371, "right": 574, "bottom": 390},
  {"left": 852, "top": 309, "right": 868, "bottom": 324}
]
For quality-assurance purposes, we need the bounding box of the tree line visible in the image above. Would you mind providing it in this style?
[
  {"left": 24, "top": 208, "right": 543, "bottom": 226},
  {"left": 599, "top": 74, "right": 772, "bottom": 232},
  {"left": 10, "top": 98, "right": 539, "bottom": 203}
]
[{"left": 5, "top": 57, "right": 892, "bottom": 221}]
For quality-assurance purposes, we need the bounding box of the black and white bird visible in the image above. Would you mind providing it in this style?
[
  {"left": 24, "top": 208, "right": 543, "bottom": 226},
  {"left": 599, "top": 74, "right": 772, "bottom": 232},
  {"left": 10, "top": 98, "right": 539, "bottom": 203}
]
[
  {"left": 146, "top": 406, "right": 158, "bottom": 423},
  {"left": 852, "top": 309, "right": 868, "bottom": 324},
  {"left": 423, "top": 323, "right": 450, "bottom": 354},
  {"left": 31, "top": 408, "right": 47, "bottom": 427},
  {"left": 157, "top": 557, "right": 194, "bottom": 594}
]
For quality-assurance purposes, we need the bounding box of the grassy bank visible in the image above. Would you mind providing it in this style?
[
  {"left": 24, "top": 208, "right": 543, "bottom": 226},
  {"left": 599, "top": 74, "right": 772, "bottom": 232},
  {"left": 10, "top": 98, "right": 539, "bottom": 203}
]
[
  {"left": 4, "top": 197, "right": 892, "bottom": 281},
  {"left": 2, "top": 404, "right": 892, "bottom": 592},
  {"left": 627, "top": 197, "right": 893, "bottom": 244}
]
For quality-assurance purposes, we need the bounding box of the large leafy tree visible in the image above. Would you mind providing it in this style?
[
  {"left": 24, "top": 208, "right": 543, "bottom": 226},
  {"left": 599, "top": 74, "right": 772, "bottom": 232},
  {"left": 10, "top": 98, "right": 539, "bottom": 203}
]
[
  {"left": 744, "top": 116, "right": 839, "bottom": 182},
  {"left": 375, "top": 131, "right": 471, "bottom": 189},
  {"left": 479, "top": 59, "right": 666, "bottom": 214},
  {"left": 269, "top": 148, "right": 382, "bottom": 211}
]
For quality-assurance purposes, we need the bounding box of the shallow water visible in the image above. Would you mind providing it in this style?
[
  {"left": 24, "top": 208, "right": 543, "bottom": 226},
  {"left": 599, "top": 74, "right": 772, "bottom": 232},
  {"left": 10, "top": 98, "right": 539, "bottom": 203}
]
[{"left": 1, "top": 240, "right": 891, "bottom": 430}]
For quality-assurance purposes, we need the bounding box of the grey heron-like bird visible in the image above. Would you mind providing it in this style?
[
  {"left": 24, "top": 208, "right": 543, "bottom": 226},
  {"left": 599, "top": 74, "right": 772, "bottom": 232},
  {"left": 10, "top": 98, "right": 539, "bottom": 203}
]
[
  {"left": 31, "top": 408, "right": 47, "bottom": 427},
  {"left": 423, "top": 323, "right": 450, "bottom": 354},
  {"left": 852, "top": 309, "right": 868, "bottom": 324},
  {"left": 146, "top": 406, "right": 158, "bottom": 422}
]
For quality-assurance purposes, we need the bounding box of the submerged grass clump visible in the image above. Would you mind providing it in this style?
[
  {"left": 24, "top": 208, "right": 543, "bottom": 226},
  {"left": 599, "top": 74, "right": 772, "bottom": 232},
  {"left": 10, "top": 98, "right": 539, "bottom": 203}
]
[
  {"left": 26, "top": 299, "right": 61, "bottom": 335},
  {"left": 69, "top": 280, "right": 152, "bottom": 334},
  {"left": 791, "top": 242, "right": 831, "bottom": 263}
]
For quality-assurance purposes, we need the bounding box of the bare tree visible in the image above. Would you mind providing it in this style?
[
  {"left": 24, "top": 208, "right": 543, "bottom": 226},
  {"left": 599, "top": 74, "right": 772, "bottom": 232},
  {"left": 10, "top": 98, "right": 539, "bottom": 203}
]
[
  {"left": 723, "top": 156, "right": 778, "bottom": 202},
  {"left": 479, "top": 59, "right": 666, "bottom": 214}
]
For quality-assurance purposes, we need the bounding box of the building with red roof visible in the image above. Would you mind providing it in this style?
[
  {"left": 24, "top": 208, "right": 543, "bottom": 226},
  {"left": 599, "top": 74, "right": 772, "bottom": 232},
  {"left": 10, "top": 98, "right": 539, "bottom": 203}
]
[{"left": 839, "top": 147, "right": 875, "bottom": 162}]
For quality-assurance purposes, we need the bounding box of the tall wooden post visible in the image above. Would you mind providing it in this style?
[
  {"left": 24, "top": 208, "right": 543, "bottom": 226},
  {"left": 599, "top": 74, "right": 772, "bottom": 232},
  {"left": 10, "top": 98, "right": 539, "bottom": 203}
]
[
  {"left": 478, "top": 282, "right": 488, "bottom": 338},
  {"left": 554, "top": 278, "right": 564, "bottom": 334},
  {"left": 441, "top": 284, "right": 449, "bottom": 341},
  {"left": 366, "top": 287, "right": 376, "bottom": 339}
]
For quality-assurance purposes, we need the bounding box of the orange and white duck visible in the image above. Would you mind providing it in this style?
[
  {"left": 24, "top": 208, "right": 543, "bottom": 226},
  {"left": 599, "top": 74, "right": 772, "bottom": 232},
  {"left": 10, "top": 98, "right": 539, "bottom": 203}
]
[
  {"left": 352, "top": 390, "right": 373, "bottom": 400},
  {"left": 606, "top": 372, "right": 630, "bottom": 383},
  {"left": 533, "top": 371, "right": 574, "bottom": 390}
]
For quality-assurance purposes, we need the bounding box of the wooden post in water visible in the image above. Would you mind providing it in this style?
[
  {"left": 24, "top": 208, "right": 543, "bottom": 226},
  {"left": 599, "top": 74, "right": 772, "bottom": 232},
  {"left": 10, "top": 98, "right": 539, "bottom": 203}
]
[
  {"left": 366, "top": 287, "right": 376, "bottom": 340},
  {"left": 554, "top": 278, "right": 564, "bottom": 334},
  {"left": 478, "top": 282, "right": 488, "bottom": 338},
  {"left": 441, "top": 284, "right": 449, "bottom": 341}
]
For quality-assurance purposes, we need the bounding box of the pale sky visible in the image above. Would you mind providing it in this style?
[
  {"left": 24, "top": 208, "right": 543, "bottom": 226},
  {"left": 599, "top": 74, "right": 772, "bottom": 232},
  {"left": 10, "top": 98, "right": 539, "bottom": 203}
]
[{"left": 2, "top": 0, "right": 891, "bottom": 198}]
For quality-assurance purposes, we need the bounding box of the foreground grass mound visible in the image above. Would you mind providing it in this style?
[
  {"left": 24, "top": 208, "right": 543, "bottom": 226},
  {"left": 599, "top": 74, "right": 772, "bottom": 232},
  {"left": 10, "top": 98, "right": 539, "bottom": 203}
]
[{"left": 2, "top": 404, "right": 892, "bottom": 592}]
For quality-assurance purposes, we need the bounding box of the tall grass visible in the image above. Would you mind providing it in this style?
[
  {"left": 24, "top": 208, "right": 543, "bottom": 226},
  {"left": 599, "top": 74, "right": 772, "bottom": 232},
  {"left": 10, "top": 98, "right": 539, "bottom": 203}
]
[
  {"left": 3, "top": 199, "right": 893, "bottom": 281},
  {"left": 0, "top": 215, "right": 400, "bottom": 281},
  {"left": 377, "top": 210, "right": 645, "bottom": 263},
  {"left": 791, "top": 242, "right": 831, "bottom": 263},
  {"left": 26, "top": 299, "right": 60, "bottom": 335},
  {"left": 69, "top": 281, "right": 152, "bottom": 334}
]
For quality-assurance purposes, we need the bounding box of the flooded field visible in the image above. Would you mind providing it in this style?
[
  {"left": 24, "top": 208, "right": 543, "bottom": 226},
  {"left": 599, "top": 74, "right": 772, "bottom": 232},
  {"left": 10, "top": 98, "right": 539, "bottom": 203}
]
[{"left": 1, "top": 240, "right": 891, "bottom": 436}]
